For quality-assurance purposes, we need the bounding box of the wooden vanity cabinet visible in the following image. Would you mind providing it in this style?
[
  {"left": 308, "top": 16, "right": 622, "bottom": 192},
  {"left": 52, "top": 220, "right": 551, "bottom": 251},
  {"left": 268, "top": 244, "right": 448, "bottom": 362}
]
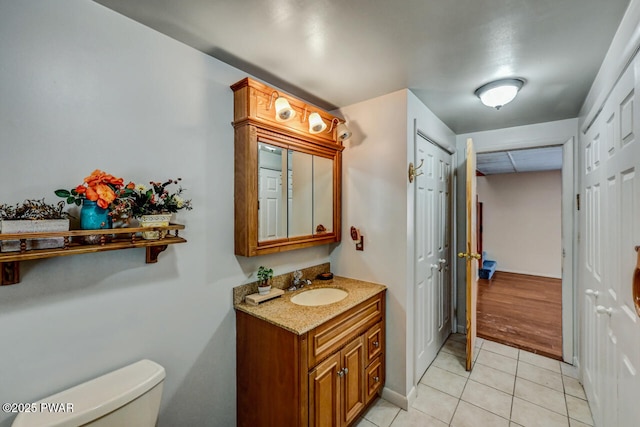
[{"left": 236, "top": 292, "right": 385, "bottom": 427}]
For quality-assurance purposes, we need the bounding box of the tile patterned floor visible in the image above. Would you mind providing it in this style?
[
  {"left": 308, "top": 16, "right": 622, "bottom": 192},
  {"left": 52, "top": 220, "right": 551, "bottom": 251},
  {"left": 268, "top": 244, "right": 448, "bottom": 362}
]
[{"left": 355, "top": 334, "right": 593, "bottom": 427}]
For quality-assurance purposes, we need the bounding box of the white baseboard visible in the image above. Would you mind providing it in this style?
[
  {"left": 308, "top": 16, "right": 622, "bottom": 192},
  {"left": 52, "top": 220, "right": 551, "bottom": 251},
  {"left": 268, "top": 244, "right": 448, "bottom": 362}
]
[{"left": 381, "top": 385, "right": 415, "bottom": 411}]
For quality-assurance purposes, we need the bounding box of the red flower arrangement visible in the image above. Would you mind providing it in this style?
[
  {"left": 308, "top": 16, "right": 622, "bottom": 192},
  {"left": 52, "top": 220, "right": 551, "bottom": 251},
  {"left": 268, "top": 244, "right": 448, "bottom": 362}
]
[{"left": 55, "top": 169, "right": 135, "bottom": 210}]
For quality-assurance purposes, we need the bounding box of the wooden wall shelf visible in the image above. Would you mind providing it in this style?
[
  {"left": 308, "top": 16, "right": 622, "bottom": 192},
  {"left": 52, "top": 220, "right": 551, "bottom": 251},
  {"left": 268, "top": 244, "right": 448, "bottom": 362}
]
[{"left": 0, "top": 224, "right": 186, "bottom": 285}]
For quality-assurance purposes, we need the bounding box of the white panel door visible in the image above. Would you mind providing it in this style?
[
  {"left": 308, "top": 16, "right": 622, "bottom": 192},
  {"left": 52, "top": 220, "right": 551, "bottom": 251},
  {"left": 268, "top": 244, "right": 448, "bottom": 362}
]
[
  {"left": 414, "top": 133, "right": 452, "bottom": 383},
  {"left": 607, "top": 58, "right": 640, "bottom": 427},
  {"left": 259, "top": 168, "right": 283, "bottom": 240},
  {"left": 581, "top": 56, "right": 640, "bottom": 427},
  {"left": 581, "top": 116, "right": 605, "bottom": 426},
  {"left": 436, "top": 148, "right": 453, "bottom": 346}
]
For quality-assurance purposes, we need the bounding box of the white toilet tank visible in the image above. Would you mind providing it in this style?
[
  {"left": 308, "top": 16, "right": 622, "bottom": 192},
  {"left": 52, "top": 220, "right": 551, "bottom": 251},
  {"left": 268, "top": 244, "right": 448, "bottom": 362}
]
[{"left": 12, "top": 359, "right": 165, "bottom": 427}]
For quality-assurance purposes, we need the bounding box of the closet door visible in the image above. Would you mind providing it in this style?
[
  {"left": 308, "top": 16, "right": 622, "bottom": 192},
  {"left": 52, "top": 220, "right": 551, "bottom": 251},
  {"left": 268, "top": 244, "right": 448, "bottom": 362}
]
[
  {"left": 581, "top": 55, "right": 640, "bottom": 427},
  {"left": 414, "top": 132, "right": 453, "bottom": 382},
  {"left": 581, "top": 105, "right": 605, "bottom": 427},
  {"left": 607, "top": 56, "right": 640, "bottom": 427}
]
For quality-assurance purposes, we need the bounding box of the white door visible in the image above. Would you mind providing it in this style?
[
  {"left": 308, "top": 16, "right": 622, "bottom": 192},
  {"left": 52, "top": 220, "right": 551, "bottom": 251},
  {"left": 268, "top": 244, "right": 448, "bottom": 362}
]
[
  {"left": 259, "top": 168, "right": 283, "bottom": 240},
  {"left": 581, "top": 55, "right": 640, "bottom": 427},
  {"left": 581, "top": 114, "right": 608, "bottom": 427},
  {"left": 437, "top": 144, "right": 453, "bottom": 346},
  {"left": 604, "top": 57, "right": 640, "bottom": 427},
  {"left": 414, "top": 132, "right": 453, "bottom": 382}
]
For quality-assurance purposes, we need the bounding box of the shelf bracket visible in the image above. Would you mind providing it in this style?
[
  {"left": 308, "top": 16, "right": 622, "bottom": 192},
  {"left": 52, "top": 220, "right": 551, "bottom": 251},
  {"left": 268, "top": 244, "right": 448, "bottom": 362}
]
[
  {"left": 1, "top": 261, "right": 20, "bottom": 286},
  {"left": 146, "top": 245, "right": 168, "bottom": 263}
]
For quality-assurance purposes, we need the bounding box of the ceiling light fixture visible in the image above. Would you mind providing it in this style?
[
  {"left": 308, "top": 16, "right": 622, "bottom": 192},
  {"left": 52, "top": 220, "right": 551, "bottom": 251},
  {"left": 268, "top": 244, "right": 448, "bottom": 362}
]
[
  {"left": 267, "top": 91, "right": 296, "bottom": 122},
  {"left": 474, "top": 78, "right": 525, "bottom": 110}
]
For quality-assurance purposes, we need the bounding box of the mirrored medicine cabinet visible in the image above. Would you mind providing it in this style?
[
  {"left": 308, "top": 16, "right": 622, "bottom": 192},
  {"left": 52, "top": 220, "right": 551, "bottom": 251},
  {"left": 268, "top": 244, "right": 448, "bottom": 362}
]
[{"left": 231, "top": 78, "right": 343, "bottom": 256}]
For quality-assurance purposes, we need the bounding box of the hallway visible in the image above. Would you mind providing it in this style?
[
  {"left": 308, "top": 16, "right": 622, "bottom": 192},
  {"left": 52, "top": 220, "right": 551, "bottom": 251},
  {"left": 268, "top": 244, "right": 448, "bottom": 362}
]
[{"left": 355, "top": 334, "right": 592, "bottom": 427}]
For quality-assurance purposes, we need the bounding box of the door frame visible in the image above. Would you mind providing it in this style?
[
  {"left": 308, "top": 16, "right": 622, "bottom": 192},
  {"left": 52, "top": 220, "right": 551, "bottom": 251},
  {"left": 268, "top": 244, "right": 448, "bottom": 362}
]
[{"left": 468, "top": 137, "right": 576, "bottom": 363}]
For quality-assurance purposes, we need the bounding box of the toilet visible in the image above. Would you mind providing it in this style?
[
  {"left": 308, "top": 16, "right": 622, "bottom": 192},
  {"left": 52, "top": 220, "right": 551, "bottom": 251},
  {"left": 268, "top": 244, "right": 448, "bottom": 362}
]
[{"left": 12, "top": 359, "right": 165, "bottom": 427}]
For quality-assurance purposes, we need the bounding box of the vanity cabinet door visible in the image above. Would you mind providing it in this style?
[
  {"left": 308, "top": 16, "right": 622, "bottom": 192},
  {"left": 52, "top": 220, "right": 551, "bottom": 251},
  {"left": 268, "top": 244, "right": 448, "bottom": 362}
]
[
  {"left": 309, "top": 336, "right": 366, "bottom": 427},
  {"left": 342, "top": 336, "right": 366, "bottom": 426},
  {"left": 309, "top": 352, "right": 341, "bottom": 427}
]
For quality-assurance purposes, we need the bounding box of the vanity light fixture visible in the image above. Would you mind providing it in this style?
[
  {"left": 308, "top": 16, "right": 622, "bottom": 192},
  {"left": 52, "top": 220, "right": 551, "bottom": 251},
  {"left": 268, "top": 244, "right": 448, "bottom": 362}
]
[
  {"left": 328, "top": 118, "right": 352, "bottom": 141},
  {"left": 474, "top": 78, "right": 525, "bottom": 110},
  {"left": 308, "top": 112, "right": 327, "bottom": 134},
  {"left": 267, "top": 91, "right": 296, "bottom": 122}
]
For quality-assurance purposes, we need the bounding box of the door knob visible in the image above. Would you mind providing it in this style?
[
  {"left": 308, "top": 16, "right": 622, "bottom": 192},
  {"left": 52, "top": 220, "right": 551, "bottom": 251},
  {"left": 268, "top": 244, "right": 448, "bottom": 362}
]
[
  {"left": 595, "top": 305, "right": 613, "bottom": 316},
  {"left": 457, "top": 252, "right": 481, "bottom": 260},
  {"left": 585, "top": 289, "right": 599, "bottom": 297}
]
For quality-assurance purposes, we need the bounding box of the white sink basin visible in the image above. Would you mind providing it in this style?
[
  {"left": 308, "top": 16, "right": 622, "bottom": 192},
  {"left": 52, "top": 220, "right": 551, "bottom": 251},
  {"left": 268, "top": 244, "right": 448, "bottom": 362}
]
[{"left": 290, "top": 288, "right": 348, "bottom": 306}]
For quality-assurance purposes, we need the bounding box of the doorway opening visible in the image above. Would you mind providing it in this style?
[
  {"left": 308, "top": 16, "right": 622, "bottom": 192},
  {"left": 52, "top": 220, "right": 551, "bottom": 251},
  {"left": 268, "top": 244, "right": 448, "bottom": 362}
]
[{"left": 474, "top": 144, "right": 569, "bottom": 360}]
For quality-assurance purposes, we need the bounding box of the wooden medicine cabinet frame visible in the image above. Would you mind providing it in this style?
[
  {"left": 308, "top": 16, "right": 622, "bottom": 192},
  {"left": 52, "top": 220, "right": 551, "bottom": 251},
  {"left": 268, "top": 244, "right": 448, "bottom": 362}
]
[{"left": 231, "top": 78, "right": 343, "bottom": 256}]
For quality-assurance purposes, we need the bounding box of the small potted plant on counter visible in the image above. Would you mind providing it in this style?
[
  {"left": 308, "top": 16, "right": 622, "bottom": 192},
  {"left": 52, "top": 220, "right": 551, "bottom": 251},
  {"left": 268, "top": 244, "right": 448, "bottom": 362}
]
[
  {"left": 256, "top": 266, "right": 273, "bottom": 295},
  {"left": 0, "top": 199, "right": 69, "bottom": 252}
]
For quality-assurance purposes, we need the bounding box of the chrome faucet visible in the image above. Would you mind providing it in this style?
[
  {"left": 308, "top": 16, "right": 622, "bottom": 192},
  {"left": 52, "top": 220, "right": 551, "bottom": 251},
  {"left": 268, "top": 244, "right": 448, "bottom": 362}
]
[{"left": 288, "top": 270, "right": 310, "bottom": 291}]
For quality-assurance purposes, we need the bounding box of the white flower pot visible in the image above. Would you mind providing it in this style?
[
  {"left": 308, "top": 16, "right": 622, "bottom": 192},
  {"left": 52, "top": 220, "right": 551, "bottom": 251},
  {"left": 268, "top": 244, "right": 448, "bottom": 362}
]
[
  {"left": 258, "top": 285, "right": 272, "bottom": 295},
  {"left": 139, "top": 214, "right": 172, "bottom": 240}
]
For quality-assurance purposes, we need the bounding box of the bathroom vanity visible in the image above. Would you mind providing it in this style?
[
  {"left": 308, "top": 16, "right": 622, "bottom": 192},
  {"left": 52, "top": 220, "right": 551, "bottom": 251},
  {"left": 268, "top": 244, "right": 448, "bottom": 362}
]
[{"left": 235, "top": 277, "right": 386, "bottom": 427}]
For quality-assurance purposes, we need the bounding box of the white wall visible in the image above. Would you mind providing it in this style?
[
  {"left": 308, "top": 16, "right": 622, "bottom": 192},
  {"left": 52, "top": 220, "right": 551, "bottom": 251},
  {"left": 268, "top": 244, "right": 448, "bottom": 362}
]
[
  {"left": 330, "top": 89, "right": 455, "bottom": 406},
  {"left": 0, "top": 2, "right": 331, "bottom": 426},
  {"left": 330, "top": 89, "right": 410, "bottom": 402},
  {"left": 477, "top": 170, "right": 562, "bottom": 278}
]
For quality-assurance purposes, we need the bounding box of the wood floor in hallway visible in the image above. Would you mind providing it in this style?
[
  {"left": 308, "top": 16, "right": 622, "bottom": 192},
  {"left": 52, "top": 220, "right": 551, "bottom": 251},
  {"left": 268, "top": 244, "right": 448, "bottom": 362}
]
[{"left": 477, "top": 271, "right": 562, "bottom": 360}]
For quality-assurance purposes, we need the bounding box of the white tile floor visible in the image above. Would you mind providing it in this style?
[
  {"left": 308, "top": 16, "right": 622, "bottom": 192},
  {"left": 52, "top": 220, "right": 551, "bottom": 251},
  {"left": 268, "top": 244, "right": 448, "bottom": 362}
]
[{"left": 355, "top": 334, "right": 593, "bottom": 427}]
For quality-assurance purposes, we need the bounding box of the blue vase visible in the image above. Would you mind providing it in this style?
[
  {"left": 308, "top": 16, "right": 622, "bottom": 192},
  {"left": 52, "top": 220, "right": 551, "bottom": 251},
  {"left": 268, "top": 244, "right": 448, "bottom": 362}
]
[{"left": 80, "top": 200, "right": 112, "bottom": 230}]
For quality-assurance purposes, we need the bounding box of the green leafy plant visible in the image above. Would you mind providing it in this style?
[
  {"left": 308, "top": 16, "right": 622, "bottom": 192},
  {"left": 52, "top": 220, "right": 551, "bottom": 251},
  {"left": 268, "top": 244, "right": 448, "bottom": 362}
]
[
  {"left": 0, "top": 199, "right": 68, "bottom": 220},
  {"left": 257, "top": 266, "right": 273, "bottom": 286}
]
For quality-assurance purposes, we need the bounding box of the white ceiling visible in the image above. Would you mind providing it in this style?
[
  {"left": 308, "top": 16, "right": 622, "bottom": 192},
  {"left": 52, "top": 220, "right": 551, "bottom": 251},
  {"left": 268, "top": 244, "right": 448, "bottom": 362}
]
[
  {"left": 477, "top": 146, "right": 563, "bottom": 175},
  {"left": 93, "top": 0, "right": 631, "bottom": 134}
]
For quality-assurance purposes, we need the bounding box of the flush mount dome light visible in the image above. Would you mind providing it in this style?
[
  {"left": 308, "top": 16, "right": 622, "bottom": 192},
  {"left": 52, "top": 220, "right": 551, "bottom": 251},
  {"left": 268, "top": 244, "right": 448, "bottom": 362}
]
[{"left": 474, "top": 78, "right": 525, "bottom": 110}]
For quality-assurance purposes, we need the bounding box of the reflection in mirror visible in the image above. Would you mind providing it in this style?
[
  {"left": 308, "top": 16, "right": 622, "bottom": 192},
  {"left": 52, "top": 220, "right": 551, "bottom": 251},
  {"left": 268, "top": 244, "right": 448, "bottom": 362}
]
[
  {"left": 289, "top": 150, "right": 313, "bottom": 237},
  {"left": 313, "top": 156, "right": 333, "bottom": 235},
  {"left": 258, "top": 143, "right": 287, "bottom": 241}
]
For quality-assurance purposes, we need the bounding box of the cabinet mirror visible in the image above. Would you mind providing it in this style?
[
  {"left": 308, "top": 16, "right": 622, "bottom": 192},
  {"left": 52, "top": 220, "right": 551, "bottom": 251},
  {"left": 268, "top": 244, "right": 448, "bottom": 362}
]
[{"left": 258, "top": 143, "right": 334, "bottom": 243}]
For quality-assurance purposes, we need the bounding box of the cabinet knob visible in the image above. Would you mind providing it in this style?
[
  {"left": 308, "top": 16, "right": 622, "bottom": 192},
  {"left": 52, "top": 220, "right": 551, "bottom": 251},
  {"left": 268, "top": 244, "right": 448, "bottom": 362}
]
[
  {"left": 337, "top": 369, "right": 344, "bottom": 377},
  {"left": 373, "top": 341, "right": 380, "bottom": 348},
  {"left": 596, "top": 305, "right": 613, "bottom": 316},
  {"left": 343, "top": 368, "right": 349, "bottom": 375},
  {"left": 374, "top": 376, "right": 379, "bottom": 382},
  {"left": 585, "top": 289, "right": 599, "bottom": 297}
]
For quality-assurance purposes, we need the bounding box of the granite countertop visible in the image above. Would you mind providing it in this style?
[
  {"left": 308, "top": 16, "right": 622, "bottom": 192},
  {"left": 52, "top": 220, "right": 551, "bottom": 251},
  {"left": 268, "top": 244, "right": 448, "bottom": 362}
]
[{"left": 234, "top": 276, "right": 386, "bottom": 335}]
